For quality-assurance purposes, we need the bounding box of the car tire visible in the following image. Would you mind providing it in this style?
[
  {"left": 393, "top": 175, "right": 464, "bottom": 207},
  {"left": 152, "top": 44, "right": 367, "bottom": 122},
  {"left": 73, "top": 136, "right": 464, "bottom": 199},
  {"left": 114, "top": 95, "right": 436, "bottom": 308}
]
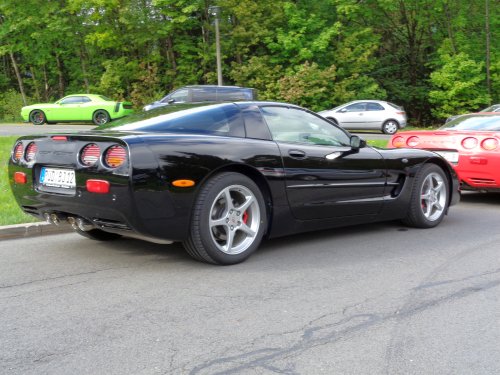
[
  {"left": 183, "top": 172, "right": 267, "bottom": 265},
  {"left": 92, "top": 110, "right": 110, "bottom": 126},
  {"left": 402, "top": 163, "right": 449, "bottom": 228},
  {"left": 74, "top": 228, "right": 122, "bottom": 241},
  {"left": 382, "top": 120, "right": 399, "bottom": 134},
  {"left": 29, "top": 110, "right": 46, "bottom": 125}
]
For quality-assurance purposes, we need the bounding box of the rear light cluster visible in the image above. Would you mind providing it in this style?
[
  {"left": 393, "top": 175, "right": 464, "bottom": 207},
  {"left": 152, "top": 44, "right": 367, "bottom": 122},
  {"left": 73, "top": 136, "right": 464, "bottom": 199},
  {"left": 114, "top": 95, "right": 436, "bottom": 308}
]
[
  {"left": 12, "top": 142, "right": 38, "bottom": 163},
  {"left": 392, "top": 136, "right": 499, "bottom": 151},
  {"left": 79, "top": 143, "right": 127, "bottom": 168}
]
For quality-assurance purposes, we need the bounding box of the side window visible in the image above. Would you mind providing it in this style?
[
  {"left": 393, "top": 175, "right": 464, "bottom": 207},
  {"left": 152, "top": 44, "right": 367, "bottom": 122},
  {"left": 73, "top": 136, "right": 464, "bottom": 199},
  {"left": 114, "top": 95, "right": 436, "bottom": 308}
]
[
  {"left": 366, "top": 103, "right": 384, "bottom": 111},
  {"left": 81, "top": 96, "right": 92, "bottom": 103},
  {"left": 59, "top": 96, "right": 82, "bottom": 104},
  {"left": 260, "top": 106, "right": 350, "bottom": 146},
  {"left": 217, "top": 88, "right": 247, "bottom": 101},
  {"left": 192, "top": 87, "right": 217, "bottom": 102},
  {"left": 343, "top": 103, "right": 366, "bottom": 112},
  {"left": 163, "top": 89, "right": 188, "bottom": 103}
]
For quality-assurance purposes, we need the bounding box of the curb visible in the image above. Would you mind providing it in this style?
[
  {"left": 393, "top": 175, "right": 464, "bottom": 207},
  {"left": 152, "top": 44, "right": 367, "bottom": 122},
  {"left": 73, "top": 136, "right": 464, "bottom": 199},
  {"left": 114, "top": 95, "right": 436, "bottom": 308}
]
[{"left": 0, "top": 221, "right": 73, "bottom": 241}]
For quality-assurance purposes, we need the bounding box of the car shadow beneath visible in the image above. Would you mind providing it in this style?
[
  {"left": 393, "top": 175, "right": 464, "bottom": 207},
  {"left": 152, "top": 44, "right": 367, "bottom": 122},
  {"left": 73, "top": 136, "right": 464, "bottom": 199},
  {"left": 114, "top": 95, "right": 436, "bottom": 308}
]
[{"left": 460, "top": 191, "right": 500, "bottom": 204}]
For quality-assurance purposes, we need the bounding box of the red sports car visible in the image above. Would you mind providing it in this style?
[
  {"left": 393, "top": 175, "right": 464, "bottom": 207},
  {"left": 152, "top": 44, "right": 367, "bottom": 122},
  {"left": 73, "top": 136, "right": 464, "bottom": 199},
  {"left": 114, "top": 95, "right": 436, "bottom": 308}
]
[{"left": 389, "top": 113, "right": 500, "bottom": 192}]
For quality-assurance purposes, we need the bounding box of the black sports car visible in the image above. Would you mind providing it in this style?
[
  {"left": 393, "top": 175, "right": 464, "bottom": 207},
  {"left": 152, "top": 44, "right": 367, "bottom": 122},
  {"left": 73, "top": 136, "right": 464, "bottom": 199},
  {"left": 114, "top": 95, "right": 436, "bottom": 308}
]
[{"left": 9, "top": 102, "right": 460, "bottom": 264}]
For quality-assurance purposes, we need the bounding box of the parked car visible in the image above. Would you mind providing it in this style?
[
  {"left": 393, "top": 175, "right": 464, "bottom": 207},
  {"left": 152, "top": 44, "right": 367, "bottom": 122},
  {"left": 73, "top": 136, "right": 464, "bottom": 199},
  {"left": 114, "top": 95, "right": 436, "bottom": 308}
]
[
  {"left": 143, "top": 85, "right": 257, "bottom": 111},
  {"left": 318, "top": 100, "right": 407, "bottom": 135},
  {"left": 20, "top": 94, "right": 134, "bottom": 126},
  {"left": 445, "top": 104, "right": 500, "bottom": 123},
  {"left": 389, "top": 113, "right": 500, "bottom": 192},
  {"left": 9, "top": 102, "right": 459, "bottom": 265}
]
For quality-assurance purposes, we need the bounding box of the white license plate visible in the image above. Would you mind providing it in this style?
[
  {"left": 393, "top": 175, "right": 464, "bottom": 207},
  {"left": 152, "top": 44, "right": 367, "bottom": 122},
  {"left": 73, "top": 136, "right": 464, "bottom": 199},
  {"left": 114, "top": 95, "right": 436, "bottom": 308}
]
[
  {"left": 40, "top": 167, "right": 76, "bottom": 189},
  {"left": 435, "top": 151, "right": 459, "bottom": 164}
]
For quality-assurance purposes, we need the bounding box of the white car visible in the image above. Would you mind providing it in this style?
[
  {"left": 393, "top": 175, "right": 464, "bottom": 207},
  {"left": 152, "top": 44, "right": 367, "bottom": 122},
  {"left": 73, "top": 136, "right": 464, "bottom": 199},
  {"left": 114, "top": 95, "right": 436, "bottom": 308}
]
[{"left": 318, "top": 100, "right": 407, "bottom": 134}]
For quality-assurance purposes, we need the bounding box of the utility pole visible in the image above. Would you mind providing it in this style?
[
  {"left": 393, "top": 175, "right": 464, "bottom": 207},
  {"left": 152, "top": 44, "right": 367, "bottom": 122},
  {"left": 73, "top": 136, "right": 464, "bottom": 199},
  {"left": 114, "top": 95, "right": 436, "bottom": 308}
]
[
  {"left": 485, "top": 0, "right": 491, "bottom": 102},
  {"left": 209, "top": 6, "right": 223, "bottom": 86}
]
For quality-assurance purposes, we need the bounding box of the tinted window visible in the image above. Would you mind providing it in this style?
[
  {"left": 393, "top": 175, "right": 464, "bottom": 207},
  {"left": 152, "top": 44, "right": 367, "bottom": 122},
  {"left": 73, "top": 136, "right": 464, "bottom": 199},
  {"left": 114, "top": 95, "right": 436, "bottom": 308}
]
[
  {"left": 192, "top": 87, "right": 217, "bottom": 102},
  {"left": 343, "top": 103, "right": 366, "bottom": 112},
  {"left": 261, "top": 106, "right": 350, "bottom": 146},
  {"left": 387, "top": 102, "right": 403, "bottom": 110},
  {"left": 59, "top": 96, "right": 84, "bottom": 104},
  {"left": 217, "top": 88, "right": 251, "bottom": 101},
  {"left": 440, "top": 115, "right": 500, "bottom": 131},
  {"left": 109, "top": 104, "right": 245, "bottom": 137},
  {"left": 366, "top": 103, "right": 384, "bottom": 111},
  {"left": 162, "top": 89, "right": 188, "bottom": 103}
]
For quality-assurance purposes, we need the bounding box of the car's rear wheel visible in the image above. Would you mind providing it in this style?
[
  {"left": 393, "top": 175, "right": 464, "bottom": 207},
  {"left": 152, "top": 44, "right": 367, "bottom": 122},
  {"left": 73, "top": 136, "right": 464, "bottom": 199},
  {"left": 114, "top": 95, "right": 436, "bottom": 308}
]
[
  {"left": 183, "top": 172, "right": 267, "bottom": 265},
  {"left": 382, "top": 120, "right": 399, "bottom": 134},
  {"left": 93, "top": 110, "right": 110, "bottom": 126},
  {"left": 402, "top": 164, "right": 449, "bottom": 228},
  {"left": 74, "top": 228, "right": 122, "bottom": 241},
  {"left": 29, "top": 110, "right": 46, "bottom": 125}
]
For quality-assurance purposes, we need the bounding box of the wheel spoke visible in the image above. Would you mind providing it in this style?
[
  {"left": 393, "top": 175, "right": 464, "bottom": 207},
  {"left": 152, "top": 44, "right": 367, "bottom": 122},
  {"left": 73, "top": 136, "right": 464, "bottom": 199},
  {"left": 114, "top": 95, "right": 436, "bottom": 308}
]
[
  {"left": 222, "top": 187, "right": 235, "bottom": 212},
  {"left": 237, "top": 194, "right": 255, "bottom": 212},
  {"left": 210, "top": 217, "right": 228, "bottom": 229},
  {"left": 238, "top": 223, "right": 256, "bottom": 237},
  {"left": 224, "top": 228, "right": 235, "bottom": 252}
]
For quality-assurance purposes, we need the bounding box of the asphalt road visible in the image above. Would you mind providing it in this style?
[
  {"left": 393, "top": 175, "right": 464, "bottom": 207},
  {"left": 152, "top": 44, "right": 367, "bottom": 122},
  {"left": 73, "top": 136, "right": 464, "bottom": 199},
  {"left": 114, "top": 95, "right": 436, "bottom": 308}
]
[
  {"left": 0, "top": 123, "right": 95, "bottom": 136},
  {"left": 0, "top": 123, "right": 391, "bottom": 140},
  {"left": 1, "top": 192, "right": 499, "bottom": 374}
]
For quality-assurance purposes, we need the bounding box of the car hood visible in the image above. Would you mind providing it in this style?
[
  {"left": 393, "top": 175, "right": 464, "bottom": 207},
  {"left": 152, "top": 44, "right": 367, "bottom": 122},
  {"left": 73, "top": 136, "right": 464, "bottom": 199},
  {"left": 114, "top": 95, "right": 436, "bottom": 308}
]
[{"left": 22, "top": 103, "right": 60, "bottom": 110}]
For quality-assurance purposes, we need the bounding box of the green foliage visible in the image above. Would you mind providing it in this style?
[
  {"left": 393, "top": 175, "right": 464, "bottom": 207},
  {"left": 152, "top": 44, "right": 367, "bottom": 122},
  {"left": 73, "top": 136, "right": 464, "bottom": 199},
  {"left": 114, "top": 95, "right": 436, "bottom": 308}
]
[
  {"left": 0, "top": 90, "right": 26, "bottom": 122},
  {"left": 429, "top": 52, "right": 491, "bottom": 119},
  {"left": 0, "top": 0, "right": 498, "bottom": 124}
]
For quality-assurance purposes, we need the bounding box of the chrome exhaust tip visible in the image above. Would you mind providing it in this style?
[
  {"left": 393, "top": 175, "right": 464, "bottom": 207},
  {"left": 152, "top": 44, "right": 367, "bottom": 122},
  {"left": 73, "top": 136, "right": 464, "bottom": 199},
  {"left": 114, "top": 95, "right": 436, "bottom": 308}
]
[
  {"left": 50, "top": 213, "right": 60, "bottom": 226},
  {"left": 76, "top": 218, "right": 93, "bottom": 232}
]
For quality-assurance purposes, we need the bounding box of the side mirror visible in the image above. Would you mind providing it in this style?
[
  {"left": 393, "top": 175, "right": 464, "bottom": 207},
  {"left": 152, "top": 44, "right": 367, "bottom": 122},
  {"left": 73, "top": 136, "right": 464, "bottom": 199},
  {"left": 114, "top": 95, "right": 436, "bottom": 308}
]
[
  {"left": 338, "top": 108, "right": 347, "bottom": 113},
  {"left": 168, "top": 98, "right": 175, "bottom": 104},
  {"left": 350, "top": 135, "right": 366, "bottom": 150}
]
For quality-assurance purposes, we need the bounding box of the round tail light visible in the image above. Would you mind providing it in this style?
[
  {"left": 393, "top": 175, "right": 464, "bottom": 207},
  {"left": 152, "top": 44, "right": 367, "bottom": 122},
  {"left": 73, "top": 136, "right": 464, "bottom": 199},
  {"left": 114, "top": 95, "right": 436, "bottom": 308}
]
[
  {"left": 80, "top": 143, "right": 101, "bottom": 166},
  {"left": 481, "top": 138, "right": 498, "bottom": 151},
  {"left": 392, "top": 136, "right": 406, "bottom": 148},
  {"left": 25, "top": 142, "right": 38, "bottom": 162},
  {"left": 13, "top": 142, "right": 24, "bottom": 162},
  {"left": 407, "top": 136, "right": 420, "bottom": 147},
  {"left": 461, "top": 137, "right": 478, "bottom": 149},
  {"left": 104, "top": 145, "right": 127, "bottom": 168}
]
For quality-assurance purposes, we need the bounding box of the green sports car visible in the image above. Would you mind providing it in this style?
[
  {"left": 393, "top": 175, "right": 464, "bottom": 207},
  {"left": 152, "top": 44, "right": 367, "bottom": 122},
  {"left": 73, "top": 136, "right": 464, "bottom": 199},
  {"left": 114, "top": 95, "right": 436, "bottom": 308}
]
[{"left": 21, "top": 94, "right": 134, "bottom": 126}]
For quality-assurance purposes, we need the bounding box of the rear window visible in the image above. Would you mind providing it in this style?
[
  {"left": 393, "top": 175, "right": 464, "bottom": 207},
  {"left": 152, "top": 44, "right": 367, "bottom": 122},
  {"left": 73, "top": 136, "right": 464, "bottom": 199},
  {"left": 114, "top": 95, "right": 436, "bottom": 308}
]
[
  {"left": 98, "top": 95, "right": 112, "bottom": 101},
  {"left": 101, "top": 103, "right": 245, "bottom": 137},
  {"left": 440, "top": 115, "right": 500, "bottom": 131},
  {"left": 387, "top": 102, "right": 403, "bottom": 110}
]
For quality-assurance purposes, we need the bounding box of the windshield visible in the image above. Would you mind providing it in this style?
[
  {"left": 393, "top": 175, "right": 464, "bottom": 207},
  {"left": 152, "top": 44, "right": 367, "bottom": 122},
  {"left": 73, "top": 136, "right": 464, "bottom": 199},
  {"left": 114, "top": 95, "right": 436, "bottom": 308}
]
[
  {"left": 439, "top": 115, "right": 500, "bottom": 131},
  {"left": 482, "top": 104, "right": 500, "bottom": 112}
]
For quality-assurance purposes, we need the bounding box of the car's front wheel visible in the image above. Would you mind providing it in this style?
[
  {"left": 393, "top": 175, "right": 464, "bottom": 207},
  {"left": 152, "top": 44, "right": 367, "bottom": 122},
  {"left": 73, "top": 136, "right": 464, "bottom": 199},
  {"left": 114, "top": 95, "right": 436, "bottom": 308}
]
[
  {"left": 382, "top": 120, "right": 399, "bottom": 134},
  {"left": 183, "top": 172, "right": 267, "bottom": 265},
  {"left": 402, "top": 164, "right": 449, "bottom": 228},
  {"left": 29, "top": 110, "right": 46, "bottom": 125},
  {"left": 93, "top": 110, "right": 110, "bottom": 126}
]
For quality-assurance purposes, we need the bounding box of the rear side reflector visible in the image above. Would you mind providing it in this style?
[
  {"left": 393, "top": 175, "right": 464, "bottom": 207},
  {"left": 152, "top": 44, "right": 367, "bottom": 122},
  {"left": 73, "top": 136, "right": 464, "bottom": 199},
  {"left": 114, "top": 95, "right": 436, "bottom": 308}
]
[
  {"left": 104, "top": 145, "right": 127, "bottom": 168},
  {"left": 25, "top": 142, "right": 37, "bottom": 162},
  {"left": 13, "top": 142, "right": 23, "bottom": 162},
  {"left": 80, "top": 143, "right": 101, "bottom": 166},
  {"left": 172, "top": 179, "right": 195, "bottom": 187},
  {"left": 14, "top": 172, "right": 27, "bottom": 184},
  {"left": 86, "top": 179, "right": 110, "bottom": 194}
]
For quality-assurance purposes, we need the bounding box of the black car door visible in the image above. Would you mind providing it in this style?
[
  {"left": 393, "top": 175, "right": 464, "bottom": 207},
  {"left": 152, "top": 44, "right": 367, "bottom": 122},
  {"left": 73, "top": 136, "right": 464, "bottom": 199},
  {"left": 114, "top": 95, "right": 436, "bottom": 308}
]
[{"left": 260, "top": 105, "right": 387, "bottom": 220}]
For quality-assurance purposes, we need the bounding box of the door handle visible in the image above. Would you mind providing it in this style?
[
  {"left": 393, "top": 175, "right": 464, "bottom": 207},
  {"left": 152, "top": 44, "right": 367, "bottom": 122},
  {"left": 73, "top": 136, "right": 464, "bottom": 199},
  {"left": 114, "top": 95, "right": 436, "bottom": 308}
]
[{"left": 288, "top": 149, "right": 306, "bottom": 159}]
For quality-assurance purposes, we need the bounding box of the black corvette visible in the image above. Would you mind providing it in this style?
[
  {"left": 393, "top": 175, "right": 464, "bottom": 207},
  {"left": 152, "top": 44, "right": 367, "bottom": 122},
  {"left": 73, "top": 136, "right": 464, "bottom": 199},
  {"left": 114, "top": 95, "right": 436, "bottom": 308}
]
[{"left": 9, "top": 102, "right": 460, "bottom": 264}]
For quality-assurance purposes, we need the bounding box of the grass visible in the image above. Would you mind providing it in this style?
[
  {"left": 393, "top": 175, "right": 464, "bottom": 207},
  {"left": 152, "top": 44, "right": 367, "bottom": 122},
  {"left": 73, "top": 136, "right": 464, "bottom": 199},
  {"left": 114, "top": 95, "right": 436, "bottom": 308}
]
[
  {"left": 366, "top": 139, "right": 389, "bottom": 148},
  {"left": 0, "top": 136, "right": 40, "bottom": 226}
]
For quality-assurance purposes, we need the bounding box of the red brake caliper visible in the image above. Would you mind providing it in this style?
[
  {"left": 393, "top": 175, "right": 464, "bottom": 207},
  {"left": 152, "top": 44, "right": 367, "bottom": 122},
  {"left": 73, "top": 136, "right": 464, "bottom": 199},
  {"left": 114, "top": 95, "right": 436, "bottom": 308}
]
[{"left": 242, "top": 211, "right": 249, "bottom": 224}]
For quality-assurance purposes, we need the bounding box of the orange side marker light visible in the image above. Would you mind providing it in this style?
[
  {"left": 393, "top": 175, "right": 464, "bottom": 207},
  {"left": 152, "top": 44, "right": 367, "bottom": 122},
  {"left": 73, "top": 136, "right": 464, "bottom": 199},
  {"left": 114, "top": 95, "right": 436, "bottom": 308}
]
[{"left": 172, "top": 179, "right": 195, "bottom": 188}]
